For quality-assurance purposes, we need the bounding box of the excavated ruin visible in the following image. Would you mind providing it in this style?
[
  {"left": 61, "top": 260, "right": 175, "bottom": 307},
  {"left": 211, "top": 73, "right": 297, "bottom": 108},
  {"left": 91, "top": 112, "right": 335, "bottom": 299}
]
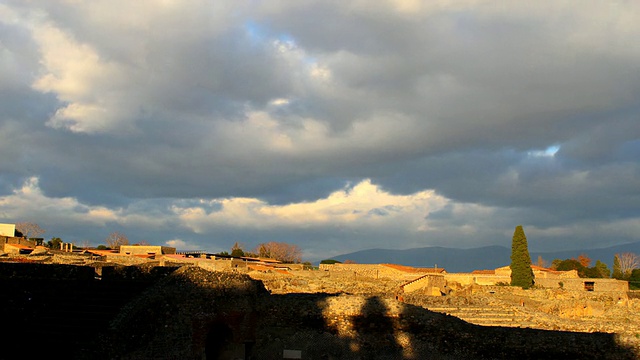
[{"left": 1, "top": 262, "right": 639, "bottom": 360}]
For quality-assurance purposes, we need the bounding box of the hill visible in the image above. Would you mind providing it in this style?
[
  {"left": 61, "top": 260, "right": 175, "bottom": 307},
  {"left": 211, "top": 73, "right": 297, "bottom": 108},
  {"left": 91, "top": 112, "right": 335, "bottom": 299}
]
[{"left": 322, "top": 241, "right": 640, "bottom": 273}]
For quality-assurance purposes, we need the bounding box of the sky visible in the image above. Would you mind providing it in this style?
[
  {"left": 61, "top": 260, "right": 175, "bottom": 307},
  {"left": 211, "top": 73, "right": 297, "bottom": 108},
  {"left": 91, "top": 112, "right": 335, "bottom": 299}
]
[{"left": 1, "top": 1, "right": 639, "bottom": 261}]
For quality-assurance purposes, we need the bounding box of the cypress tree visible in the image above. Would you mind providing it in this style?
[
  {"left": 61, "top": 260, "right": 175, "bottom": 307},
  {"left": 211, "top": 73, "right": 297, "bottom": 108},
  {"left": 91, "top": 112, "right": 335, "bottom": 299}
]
[
  {"left": 612, "top": 254, "right": 623, "bottom": 280},
  {"left": 510, "top": 225, "right": 534, "bottom": 289}
]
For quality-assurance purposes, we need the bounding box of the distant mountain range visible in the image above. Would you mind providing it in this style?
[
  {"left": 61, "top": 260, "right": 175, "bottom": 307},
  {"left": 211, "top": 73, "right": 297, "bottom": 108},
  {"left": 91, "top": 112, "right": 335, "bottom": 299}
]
[{"left": 320, "top": 241, "right": 640, "bottom": 273}]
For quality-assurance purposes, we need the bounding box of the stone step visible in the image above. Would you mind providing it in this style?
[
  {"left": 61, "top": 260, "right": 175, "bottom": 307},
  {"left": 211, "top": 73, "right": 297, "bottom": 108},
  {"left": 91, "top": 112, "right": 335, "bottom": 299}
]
[
  {"left": 424, "top": 305, "right": 534, "bottom": 327},
  {"left": 427, "top": 307, "right": 497, "bottom": 311},
  {"left": 460, "top": 316, "right": 534, "bottom": 327},
  {"left": 460, "top": 317, "right": 514, "bottom": 323},
  {"left": 429, "top": 310, "right": 515, "bottom": 316},
  {"left": 428, "top": 307, "right": 513, "bottom": 312},
  {"left": 452, "top": 312, "right": 515, "bottom": 316},
  {"left": 442, "top": 311, "right": 515, "bottom": 315},
  {"left": 472, "top": 322, "right": 525, "bottom": 328}
]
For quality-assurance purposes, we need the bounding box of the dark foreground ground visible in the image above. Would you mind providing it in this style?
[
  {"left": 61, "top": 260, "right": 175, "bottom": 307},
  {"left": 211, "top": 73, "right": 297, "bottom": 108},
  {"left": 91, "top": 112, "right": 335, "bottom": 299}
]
[{"left": 1, "top": 263, "right": 638, "bottom": 359}]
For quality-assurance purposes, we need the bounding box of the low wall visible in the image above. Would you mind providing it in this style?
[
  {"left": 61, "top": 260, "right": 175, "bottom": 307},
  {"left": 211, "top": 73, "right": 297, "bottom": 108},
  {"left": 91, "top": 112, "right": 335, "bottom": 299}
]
[
  {"left": 1, "top": 236, "right": 36, "bottom": 252},
  {"left": 104, "top": 254, "right": 155, "bottom": 266},
  {"left": 445, "top": 273, "right": 511, "bottom": 286},
  {"left": 284, "top": 263, "right": 305, "bottom": 271},
  {"left": 197, "top": 259, "right": 233, "bottom": 272},
  {"left": 319, "top": 264, "right": 391, "bottom": 279}
]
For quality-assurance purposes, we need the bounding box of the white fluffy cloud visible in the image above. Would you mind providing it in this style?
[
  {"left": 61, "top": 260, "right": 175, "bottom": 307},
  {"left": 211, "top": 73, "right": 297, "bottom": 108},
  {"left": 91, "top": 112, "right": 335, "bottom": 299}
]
[
  {"left": 172, "top": 179, "right": 447, "bottom": 231},
  {"left": 0, "top": 177, "right": 119, "bottom": 226},
  {"left": 0, "top": 177, "right": 453, "bottom": 253}
]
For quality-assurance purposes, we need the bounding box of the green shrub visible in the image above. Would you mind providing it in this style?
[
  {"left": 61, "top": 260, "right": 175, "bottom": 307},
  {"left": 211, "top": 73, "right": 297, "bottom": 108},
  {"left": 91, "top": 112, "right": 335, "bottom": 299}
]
[{"left": 320, "top": 259, "right": 341, "bottom": 264}]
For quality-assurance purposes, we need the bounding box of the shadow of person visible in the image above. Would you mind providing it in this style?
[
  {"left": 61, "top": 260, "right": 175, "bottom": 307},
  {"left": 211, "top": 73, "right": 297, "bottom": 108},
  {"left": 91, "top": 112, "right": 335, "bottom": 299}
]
[{"left": 351, "top": 296, "right": 404, "bottom": 359}]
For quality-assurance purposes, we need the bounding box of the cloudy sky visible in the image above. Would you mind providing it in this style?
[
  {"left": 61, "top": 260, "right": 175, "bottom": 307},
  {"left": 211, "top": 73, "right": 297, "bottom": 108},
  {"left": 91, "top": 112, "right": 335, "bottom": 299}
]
[{"left": 1, "top": 1, "right": 639, "bottom": 261}]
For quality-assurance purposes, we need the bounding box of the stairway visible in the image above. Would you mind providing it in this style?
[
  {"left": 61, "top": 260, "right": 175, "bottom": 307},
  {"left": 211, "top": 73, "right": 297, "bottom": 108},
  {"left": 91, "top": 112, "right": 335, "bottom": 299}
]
[{"left": 426, "top": 306, "right": 531, "bottom": 328}]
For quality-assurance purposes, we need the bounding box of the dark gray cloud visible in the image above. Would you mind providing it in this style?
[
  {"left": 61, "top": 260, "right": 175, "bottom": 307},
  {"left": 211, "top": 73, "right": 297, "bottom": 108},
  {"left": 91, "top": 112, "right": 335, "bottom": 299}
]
[{"left": 0, "top": 1, "right": 639, "bottom": 260}]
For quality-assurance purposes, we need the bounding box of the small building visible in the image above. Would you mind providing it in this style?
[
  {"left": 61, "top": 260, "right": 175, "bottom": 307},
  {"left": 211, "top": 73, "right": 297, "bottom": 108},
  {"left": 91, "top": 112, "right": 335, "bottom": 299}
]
[{"left": 0, "top": 223, "right": 16, "bottom": 237}]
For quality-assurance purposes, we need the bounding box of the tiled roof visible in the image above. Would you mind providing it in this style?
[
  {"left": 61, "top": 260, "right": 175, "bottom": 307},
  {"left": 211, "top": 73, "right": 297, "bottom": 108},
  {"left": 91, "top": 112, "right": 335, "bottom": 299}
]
[
  {"left": 471, "top": 269, "right": 496, "bottom": 274},
  {"left": 241, "top": 256, "right": 281, "bottom": 263},
  {"left": 382, "top": 264, "right": 446, "bottom": 273},
  {"left": 530, "top": 265, "right": 563, "bottom": 274},
  {"left": 163, "top": 254, "right": 198, "bottom": 262},
  {"left": 85, "top": 249, "right": 120, "bottom": 256},
  {"left": 247, "top": 264, "right": 273, "bottom": 272},
  {"left": 496, "top": 264, "right": 563, "bottom": 275}
]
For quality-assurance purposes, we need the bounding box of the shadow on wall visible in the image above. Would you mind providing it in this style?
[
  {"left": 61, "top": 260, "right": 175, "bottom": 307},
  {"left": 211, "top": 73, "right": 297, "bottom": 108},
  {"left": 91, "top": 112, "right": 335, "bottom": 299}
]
[
  {"left": 350, "top": 296, "right": 404, "bottom": 358},
  {"left": 205, "top": 321, "right": 233, "bottom": 360},
  {"left": 250, "top": 293, "right": 638, "bottom": 360},
  {"left": 36, "top": 265, "right": 632, "bottom": 360}
]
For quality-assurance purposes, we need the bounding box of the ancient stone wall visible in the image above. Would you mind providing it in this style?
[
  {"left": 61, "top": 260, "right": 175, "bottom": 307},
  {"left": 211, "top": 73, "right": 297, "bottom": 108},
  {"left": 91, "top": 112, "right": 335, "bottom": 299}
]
[
  {"left": 535, "top": 278, "right": 629, "bottom": 292},
  {"left": 119, "top": 245, "right": 176, "bottom": 255},
  {"left": 284, "top": 263, "right": 305, "bottom": 271},
  {"left": 536, "top": 269, "right": 580, "bottom": 279},
  {"left": 196, "top": 259, "right": 233, "bottom": 271},
  {"left": 319, "top": 264, "right": 381, "bottom": 278},
  {"left": 444, "top": 273, "right": 511, "bottom": 286},
  {"left": 318, "top": 263, "right": 407, "bottom": 279},
  {"left": 0, "top": 236, "right": 36, "bottom": 252},
  {"left": 104, "top": 254, "right": 155, "bottom": 265},
  {"left": 496, "top": 266, "right": 579, "bottom": 279}
]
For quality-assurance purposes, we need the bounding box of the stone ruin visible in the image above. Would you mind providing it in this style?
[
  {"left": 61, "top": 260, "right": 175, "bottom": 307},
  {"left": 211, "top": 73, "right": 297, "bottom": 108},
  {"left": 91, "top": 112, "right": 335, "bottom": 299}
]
[{"left": 2, "top": 261, "right": 639, "bottom": 359}]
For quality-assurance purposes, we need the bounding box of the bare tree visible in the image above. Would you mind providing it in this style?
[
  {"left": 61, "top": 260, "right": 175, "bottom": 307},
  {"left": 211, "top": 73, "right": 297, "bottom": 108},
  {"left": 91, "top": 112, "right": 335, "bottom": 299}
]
[
  {"left": 15, "top": 222, "right": 45, "bottom": 240},
  {"left": 105, "top": 231, "right": 129, "bottom": 249},
  {"left": 254, "top": 241, "right": 302, "bottom": 263},
  {"left": 617, "top": 252, "right": 639, "bottom": 277},
  {"left": 536, "top": 255, "right": 549, "bottom": 268},
  {"left": 576, "top": 253, "right": 591, "bottom": 268}
]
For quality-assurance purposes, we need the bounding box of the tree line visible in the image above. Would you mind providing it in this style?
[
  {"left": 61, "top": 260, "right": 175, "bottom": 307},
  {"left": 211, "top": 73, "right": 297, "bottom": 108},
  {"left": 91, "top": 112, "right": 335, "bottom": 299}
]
[{"left": 219, "top": 241, "right": 303, "bottom": 263}]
